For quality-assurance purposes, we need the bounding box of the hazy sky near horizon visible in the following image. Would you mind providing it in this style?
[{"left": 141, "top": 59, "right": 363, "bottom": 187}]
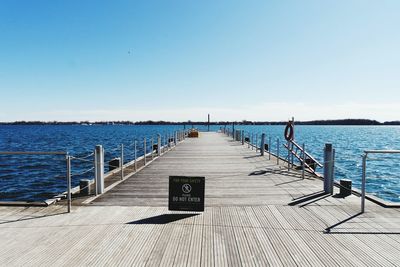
[{"left": 0, "top": 0, "right": 399, "bottom": 122}]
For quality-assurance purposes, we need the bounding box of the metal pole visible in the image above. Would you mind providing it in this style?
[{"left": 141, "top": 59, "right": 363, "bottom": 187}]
[
  {"left": 157, "top": 134, "right": 161, "bottom": 156},
  {"left": 208, "top": 114, "right": 210, "bottom": 132},
  {"left": 151, "top": 138, "right": 154, "bottom": 160},
  {"left": 256, "top": 134, "right": 258, "bottom": 152},
  {"left": 251, "top": 133, "right": 254, "bottom": 150},
  {"left": 302, "top": 143, "right": 305, "bottom": 179},
  {"left": 134, "top": 140, "right": 137, "bottom": 171},
  {"left": 66, "top": 155, "right": 71, "bottom": 213},
  {"left": 361, "top": 153, "right": 367, "bottom": 213},
  {"left": 277, "top": 138, "right": 280, "bottom": 165},
  {"left": 174, "top": 131, "right": 177, "bottom": 146},
  {"left": 95, "top": 145, "right": 104, "bottom": 194},
  {"left": 242, "top": 130, "right": 244, "bottom": 145},
  {"left": 120, "top": 144, "right": 124, "bottom": 180},
  {"left": 232, "top": 122, "right": 235, "bottom": 140},
  {"left": 144, "top": 138, "right": 147, "bottom": 165},
  {"left": 268, "top": 136, "right": 271, "bottom": 160},
  {"left": 93, "top": 148, "right": 97, "bottom": 196},
  {"left": 287, "top": 140, "right": 290, "bottom": 171},
  {"left": 261, "top": 133, "right": 265, "bottom": 156},
  {"left": 323, "top": 144, "right": 334, "bottom": 194},
  {"left": 291, "top": 142, "right": 294, "bottom": 168}
]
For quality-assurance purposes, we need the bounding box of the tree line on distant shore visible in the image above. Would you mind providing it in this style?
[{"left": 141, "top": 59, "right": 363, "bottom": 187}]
[{"left": 1, "top": 119, "right": 400, "bottom": 126}]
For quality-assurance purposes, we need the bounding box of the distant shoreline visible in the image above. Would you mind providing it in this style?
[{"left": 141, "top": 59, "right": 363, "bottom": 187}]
[{"left": 1, "top": 119, "right": 399, "bottom": 126}]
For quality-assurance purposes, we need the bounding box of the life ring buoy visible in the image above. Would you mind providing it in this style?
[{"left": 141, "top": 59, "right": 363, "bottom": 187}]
[{"left": 284, "top": 122, "right": 294, "bottom": 141}]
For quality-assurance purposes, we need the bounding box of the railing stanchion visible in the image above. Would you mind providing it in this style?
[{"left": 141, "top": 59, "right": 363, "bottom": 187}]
[
  {"left": 277, "top": 138, "right": 280, "bottom": 165},
  {"left": 66, "top": 155, "right": 71, "bottom": 213},
  {"left": 291, "top": 142, "right": 294, "bottom": 168},
  {"left": 251, "top": 133, "right": 254, "bottom": 150},
  {"left": 157, "top": 134, "right": 161, "bottom": 156},
  {"left": 256, "top": 134, "right": 258, "bottom": 152},
  {"left": 287, "top": 140, "right": 290, "bottom": 171},
  {"left": 268, "top": 136, "right": 271, "bottom": 160},
  {"left": 323, "top": 144, "right": 334, "bottom": 194},
  {"left": 144, "top": 138, "right": 147, "bottom": 165},
  {"left": 174, "top": 131, "right": 177, "bottom": 146},
  {"left": 151, "top": 138, "right": 154, "bottom": 160},
  {"left": 261, "top": 133, "right": 265, "bottom": 156},
  {"left": 302, "top": 143, "right": 305, "bottom": 179},
  {"left": 95, "top": 145, "right": 104, "bottom": 195},
  {"left": 120, "top": 144, "right": 124, "bottom": 180},
  {"left": 361, "top": 153, "right": 367, "bottom": 213},
  {"left": 134, "top": 140, "right": 137, "bottom": 171}
]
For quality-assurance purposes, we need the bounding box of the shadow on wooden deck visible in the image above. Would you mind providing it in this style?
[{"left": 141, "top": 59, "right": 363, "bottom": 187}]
[{"left": 127, "top": 213, "right": 198, "bottom": 225}]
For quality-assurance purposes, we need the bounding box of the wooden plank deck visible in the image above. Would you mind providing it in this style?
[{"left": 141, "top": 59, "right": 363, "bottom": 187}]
[{"left": 1, "top": 132, "right": 400, "bottom": 266}]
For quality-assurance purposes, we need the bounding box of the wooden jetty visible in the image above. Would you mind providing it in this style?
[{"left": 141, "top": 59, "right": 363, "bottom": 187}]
[{"left": 1, "top": 132, "right": 400, "bottom": 266}]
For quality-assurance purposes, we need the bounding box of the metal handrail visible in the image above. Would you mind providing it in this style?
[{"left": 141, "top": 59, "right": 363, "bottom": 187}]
[
  {"left": 289, "top": 140, "right": 323, "bottom": 167},
  {"left": 361, "top": 149, "right": 400, "bottom": 212}
]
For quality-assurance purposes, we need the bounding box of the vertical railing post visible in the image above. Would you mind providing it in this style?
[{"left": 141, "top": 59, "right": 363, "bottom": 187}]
[
  {"left": 241, "top": 130, "right": 244, "bottom": 145},
  {"left": 251, "top": 133, "right": 254, "bottom": 150},
  {"left": 95, "top": 145, "right": 104, "bottom": 195},
  {"left": 268, "top": 137, "right": 271, "bottom": 160},
  {"left": 302, "top": 143, "right": 306, "bottom": 179},
  {"left": 323, "top": 144, "right": 334, "bottom": 194},
  {"left": 287, "top": 140, "right": 290, "bottom": 171},
  {"left": 120, "top": 144, "right": 124, "bottom": 180},
  {"left": 134, "top": 140, "right": 137, "bottom": 171},
  {"left": 255, "top": 134, "right": 258, "bottom": 152},
  {"left": 151, "top": 138, "right": 154, "bottom": 160},
  {"left": 277, "top": 138, "right": 280, "bottom": 165},
  {"left": 174, "top": 131, "right": 177, "bottom": 146},
  {"left": 291, "top": 142, "right": 294, "bottom": 168},
  {"left": 361, "top": 153, "right": 367, "bottom": 213},
  {"left": 144, "top": 138, "right": 147, "bottom": 165},
  {"left": 66, "top": 154, "right": 71, "bottom": 213},
  {"left": 261, "top": 133, "right": 265, "bottom": 156},
  {"left": 157, "top": 134, "right": 161, "bottom": 156}
]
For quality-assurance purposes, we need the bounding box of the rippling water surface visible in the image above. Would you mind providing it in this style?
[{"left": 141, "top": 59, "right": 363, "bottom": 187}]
[{"left": 1, "top": 124, "right": 400, "bottom": 202}]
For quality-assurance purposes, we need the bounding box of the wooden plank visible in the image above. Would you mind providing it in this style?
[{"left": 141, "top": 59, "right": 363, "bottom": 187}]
[{"left": 0, "top": 132, "right": 400, "bottom": 266}]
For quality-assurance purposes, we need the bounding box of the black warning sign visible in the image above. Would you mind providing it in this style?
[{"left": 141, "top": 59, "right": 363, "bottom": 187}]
[{"left": 169, "top": 176, "right": 205, "bottom": 212}]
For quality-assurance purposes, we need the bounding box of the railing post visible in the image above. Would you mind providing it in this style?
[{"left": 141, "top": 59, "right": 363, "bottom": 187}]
[
  {"left": 95, "top": 145, "right": 104, "bottom": 195},
  {"left": 134, "top": 140, "right": 137, "bottom": 171},
  {"left": 361, "top": 153, "right": 367, "bottom": 213},
  {"left": 157, "top": 134, "right": 161, "bottom": 156},
  {"left": 174, "top": 131, "right": 177, "bottom": 146},
  {"left": 255, "top": 134, "right": 258, "bottom": 152},
  {"left": 261, "top": 133, "right": 265, "bottom": 156},
  {"left": 144, "top": 138, "right": 147, "bottom": 165},
  {"left": 251, "top": 133, "right": 254, "bottom": 150},
  {"left": 302, "top": 143, "right": 305, "bottom": 179},
  {"left": 287, "top": 140, "right": 290, "bottom": 171},
  {"left": 151, "top": 138, "right": 154, "bottom": 160},
  {"left": 323, "top": 144, "right": 334, "bottom": 194},
  {"left": 120, "top": 144, "right": 124, "bottom": 180},
  {"left": 277, "top": 138, "right": 280, "bottom": 165},
  {"left": 291, "top": 142, "right": 294, "bottom": 168},
  {"left": 268, "top": 136, "right": 271, "bottom": 160},
  {"left": 66, "top": 155, "right": 71, "bottom": 213},
  {"left": 241, "top": 130, "right": 244, "bottom": 145}
]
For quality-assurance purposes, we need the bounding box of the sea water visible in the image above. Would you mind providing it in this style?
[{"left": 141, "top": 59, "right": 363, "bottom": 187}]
[{"left": 1, "top": 124, "right": 399, "bottom": 202}]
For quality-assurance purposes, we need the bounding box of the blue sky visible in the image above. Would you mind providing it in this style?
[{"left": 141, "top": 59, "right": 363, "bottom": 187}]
[{"left": 0, "top": 0, "right": 399, "bottom": 122}]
